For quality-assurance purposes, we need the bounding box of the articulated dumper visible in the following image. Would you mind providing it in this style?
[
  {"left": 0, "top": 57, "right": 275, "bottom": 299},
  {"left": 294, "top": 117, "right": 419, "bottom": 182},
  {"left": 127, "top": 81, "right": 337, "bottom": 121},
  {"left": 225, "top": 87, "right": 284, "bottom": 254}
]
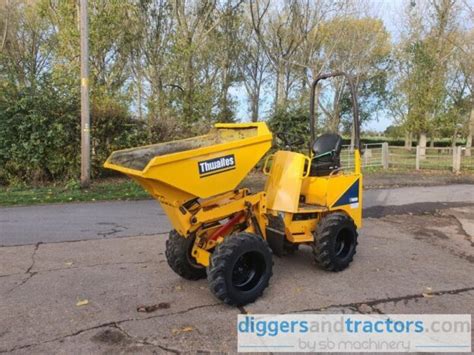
[{"left": 105, "top": 72, "right": 363, "bottom": 306}]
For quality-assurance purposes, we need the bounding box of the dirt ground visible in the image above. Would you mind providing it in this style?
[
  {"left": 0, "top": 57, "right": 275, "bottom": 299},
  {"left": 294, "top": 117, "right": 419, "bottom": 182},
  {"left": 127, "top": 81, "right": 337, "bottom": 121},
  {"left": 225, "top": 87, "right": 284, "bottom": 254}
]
[{"left": 1, "top": 203, "right": 472, "bottom": 354}]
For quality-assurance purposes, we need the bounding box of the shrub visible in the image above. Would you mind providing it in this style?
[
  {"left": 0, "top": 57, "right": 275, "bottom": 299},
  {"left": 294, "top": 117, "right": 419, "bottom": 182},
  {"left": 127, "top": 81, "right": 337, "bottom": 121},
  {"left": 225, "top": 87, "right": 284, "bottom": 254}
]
[
  {"left": 0, "top": 80, "right": 80, "bottom": 185},
  {"left": 0, "top": 79, "right": 148, "bottom": 185}
]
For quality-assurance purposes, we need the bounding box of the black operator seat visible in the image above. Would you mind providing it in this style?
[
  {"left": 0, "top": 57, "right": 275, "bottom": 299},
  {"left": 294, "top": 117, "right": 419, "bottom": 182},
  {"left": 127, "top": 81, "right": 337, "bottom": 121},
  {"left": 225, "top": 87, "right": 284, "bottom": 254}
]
[{"left": 309, "top": 133, "right": 343, "bottom": 176}]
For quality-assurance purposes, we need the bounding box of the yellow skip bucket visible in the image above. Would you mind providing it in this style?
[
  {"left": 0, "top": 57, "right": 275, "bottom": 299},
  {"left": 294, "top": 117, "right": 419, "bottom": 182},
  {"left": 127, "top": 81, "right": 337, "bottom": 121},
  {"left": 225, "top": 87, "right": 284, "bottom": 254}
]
[{"left": 104, "top": 123, "right": 272, "bottom": 205}]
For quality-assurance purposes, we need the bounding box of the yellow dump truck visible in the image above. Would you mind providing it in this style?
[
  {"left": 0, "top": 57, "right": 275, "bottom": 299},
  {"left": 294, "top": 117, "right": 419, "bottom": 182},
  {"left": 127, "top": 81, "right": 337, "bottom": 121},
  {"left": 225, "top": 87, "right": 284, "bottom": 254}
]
[{"left": 105, "top": 72, "right": 362, "bottom": 306}]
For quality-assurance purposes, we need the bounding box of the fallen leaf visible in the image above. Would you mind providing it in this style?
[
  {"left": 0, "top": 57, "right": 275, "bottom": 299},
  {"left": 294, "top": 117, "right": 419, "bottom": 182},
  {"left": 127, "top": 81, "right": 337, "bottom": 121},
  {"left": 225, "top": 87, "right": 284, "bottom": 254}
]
[
  {"left": 137, "top": 303, "right": 170, "bottom": 313},
  {"left": 422, "top": 287, "right": 434, "bottom": 298},
  {"left": 175, "top": 285, "right": 183, "bottom": 291},
  {"left": 76, "top": 299, "right": 89, "bottom": 307},
  {"left": 172, "top": 326, "right": 194, "bottom": 335},
  {"left": 65, "top": 261, "right": 73, "bottom": 266}
]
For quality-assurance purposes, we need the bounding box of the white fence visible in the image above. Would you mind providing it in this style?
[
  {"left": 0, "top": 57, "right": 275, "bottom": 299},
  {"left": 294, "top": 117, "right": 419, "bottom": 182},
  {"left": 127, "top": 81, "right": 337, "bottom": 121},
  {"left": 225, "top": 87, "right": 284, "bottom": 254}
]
[
  {"left": 341, "top": 143, "right": 386, "bottom": 170},
  {"left": 417, "top": 146, "right": 454, "bottom": 170},
  {"left": 461, "top": 148, "right": 474, "bottom": 171},
  {"left": 388, "top": 146, "right": 417, "bottom": 168},
  {"left": 340, "top": 143, "right": 473, "bottom": 172}
]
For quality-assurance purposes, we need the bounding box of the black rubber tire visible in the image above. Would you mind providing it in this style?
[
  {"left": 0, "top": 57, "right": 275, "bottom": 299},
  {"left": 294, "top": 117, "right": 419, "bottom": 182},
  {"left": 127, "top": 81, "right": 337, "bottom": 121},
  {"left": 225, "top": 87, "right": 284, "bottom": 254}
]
[
  {"left": 165, "top": 230, "right": 207, "bottom": 280},
  {"left": 207, "top": 233, "right": 273, "bottom": 306},
  {"left": 312, "top": 213, "right": 358, "bottom": 271}
]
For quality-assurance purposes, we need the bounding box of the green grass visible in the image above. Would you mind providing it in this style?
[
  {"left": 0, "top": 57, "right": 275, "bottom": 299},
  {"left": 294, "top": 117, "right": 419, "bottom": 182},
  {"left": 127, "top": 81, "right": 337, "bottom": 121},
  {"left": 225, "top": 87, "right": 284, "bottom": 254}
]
[{"left": 0, "top": 178, "right": 151, "bottom": 207}]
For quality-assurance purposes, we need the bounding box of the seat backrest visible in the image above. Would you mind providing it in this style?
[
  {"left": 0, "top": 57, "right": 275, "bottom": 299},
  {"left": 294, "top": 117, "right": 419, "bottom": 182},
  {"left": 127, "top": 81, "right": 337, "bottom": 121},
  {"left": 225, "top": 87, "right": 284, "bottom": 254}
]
[{"left": 312, "top": 133, "right": 343, "bottom": 158}]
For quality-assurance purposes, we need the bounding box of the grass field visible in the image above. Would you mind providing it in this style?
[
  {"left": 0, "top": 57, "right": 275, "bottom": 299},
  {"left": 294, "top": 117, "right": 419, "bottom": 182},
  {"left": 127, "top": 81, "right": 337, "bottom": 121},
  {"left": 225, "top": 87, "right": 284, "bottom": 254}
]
[{"left": 0, "top": 178, "right": 150, "bottom": 207}]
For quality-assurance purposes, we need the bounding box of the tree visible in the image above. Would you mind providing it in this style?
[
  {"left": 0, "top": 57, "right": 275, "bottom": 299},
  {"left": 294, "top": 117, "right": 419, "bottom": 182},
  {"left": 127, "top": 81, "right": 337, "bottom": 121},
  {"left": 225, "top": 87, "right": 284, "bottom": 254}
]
[
  {"left": 45, "top": 0, "right": 141, "bottom": 99},
  {"left": 0, "top": 0, "right": 145, "bottom": 184},
  {"left": 238, "top": 6, "right": 270, "bottom": 121},
  {"left": 171, "top": 0, "right": 243, "bottom": 125},
  {"left": 132, "top": 0, "right": 176, "bottom": 139},
  {"left": 453, "top": 28, "right": 474, "bottom": 154},
  {"left": 0, "top": 0, "right": 54, "bottom": 91},
  {"left": 214, "top": 1, "right": 243, "bottom": 122},
  {"left": 399, "top": 0, "right": 460, "bottom": 155},
  {"left": 316, "top": 17, "right": 391, "bottom": 134},
  {"left": 250, "top": 0, "right": 310, "bottom": 111}
]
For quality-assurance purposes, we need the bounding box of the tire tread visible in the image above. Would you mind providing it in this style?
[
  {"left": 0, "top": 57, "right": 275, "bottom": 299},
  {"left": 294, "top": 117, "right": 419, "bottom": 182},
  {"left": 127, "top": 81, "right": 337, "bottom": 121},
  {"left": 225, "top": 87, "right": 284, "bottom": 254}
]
[
  {"left": 165, "top": 230, "right": 206, "bottom": 280},
  {"left": 312, "top": 213, "right": 358, "bottom": 272},
  {"left": 207, "top": 233, "right": 273, "bottom": 306}
]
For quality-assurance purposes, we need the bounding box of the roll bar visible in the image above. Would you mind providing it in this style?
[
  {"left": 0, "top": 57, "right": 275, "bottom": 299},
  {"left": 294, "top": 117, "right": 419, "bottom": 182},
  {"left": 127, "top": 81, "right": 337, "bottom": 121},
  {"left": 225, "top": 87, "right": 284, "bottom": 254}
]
[{"left": 309, "top": 71, "right": 360, "bottom": 154}]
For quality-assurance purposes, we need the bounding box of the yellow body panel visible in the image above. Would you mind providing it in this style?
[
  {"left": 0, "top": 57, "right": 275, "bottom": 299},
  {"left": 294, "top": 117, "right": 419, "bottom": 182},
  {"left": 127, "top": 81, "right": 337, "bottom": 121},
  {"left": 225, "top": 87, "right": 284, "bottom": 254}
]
[
  {"left": 266, "top": 149, "right": 363, "bottom": 243},
  {"left": 286, "top": 219, "right": 317, "bottom": 243},
  {"left": 264, "top": 151, "right": 309, "bottom": 213},
  {"left": 301, "top": 173, "right": 362, "bottom": 228},
  {"left": 192, "top": 246, "right": 211, "bottom": 267},
  {"left": 104, "top": 122, "right": 272, "bottom": 201}
]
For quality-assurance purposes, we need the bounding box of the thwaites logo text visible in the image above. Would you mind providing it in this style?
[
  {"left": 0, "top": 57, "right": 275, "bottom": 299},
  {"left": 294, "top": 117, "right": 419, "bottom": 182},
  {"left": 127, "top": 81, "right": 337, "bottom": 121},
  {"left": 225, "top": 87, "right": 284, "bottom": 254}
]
[{"left": 198, "top": 154, "right": 235, "bottom": 177}]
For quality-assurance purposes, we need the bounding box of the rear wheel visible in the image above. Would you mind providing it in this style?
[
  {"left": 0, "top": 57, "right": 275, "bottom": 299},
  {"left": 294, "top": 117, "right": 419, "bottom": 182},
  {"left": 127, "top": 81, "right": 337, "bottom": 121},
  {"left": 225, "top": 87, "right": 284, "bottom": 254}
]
[
  {"left": 207, "top": 232, "right": 273, "bottom": 306},
  {"left": 165, "top": 230, "right": 206, "bottom": 280},
  {"left": 312, "top": 213, "right": 358, "bottom": 271}
]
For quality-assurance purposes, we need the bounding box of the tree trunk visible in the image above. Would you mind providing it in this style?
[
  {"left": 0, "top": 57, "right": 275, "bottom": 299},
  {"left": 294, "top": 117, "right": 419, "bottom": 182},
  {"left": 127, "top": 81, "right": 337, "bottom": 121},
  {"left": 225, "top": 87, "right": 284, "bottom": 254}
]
[
  {"left": 330, "top": 105, "right": 341, "bottom": 133},
  {"left": 452, "top": 127, "right": 458, "bottom": 148},
  {"left": 404, "top": 131, "right": 412, "bottom": 149},
  {"left": 184, "top": 65, "right": 194, "bottom": 122},
  {"left": 137, "top": 73, "right": 143, "bottom": 121},
  {"left": 350, "top": 125, "right": 355, "bottom": 152},
  {"left": 274, "top": 61, "right": 285, "bottom": 111},
  {"left": 158, "top": 77, "right": 165, "bottom": 125},
  {"left": 466, "top": 106, "right": 473, "bottom": 157},
  {"left": 419, "top": 132, "right": 427, "bottom": 159},
  {"left": 250, "top": 93, "right": 259, "bottom": 122},
  {"left": 219, "top": 56, "right": 232, "bottom": 122},
  {"left": 183, "top": 40, "right": 194, "bottom": 124},
  {"left": 313, "top": 84, "right": 321, "bottom": 136},
  {"left": 329, "top": 88, "right": 342, "bottom": 133}
]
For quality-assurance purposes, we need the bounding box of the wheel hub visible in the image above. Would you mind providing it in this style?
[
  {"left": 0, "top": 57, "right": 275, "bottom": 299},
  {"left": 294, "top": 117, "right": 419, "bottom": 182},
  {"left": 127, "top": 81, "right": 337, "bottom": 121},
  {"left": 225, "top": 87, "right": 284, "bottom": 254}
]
[
  {"left": 335, "top": 228, "right": 354, "bottom": 258},
  {"left": 231, "top": 252, "right": 265, "bottom": 292}
]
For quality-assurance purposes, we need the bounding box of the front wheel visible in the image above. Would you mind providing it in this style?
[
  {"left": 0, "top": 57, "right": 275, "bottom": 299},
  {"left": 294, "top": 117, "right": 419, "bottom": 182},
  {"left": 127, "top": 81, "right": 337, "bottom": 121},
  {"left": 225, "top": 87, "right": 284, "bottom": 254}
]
[
  {"left": 207, "top": 232, "right": 273, "bottom": 306},
  {"left": 312, "top": 213, "right": 358, "bottom": 271},
  {"left": 165, "top": 230, "right": 207, "bottom": 280}
]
